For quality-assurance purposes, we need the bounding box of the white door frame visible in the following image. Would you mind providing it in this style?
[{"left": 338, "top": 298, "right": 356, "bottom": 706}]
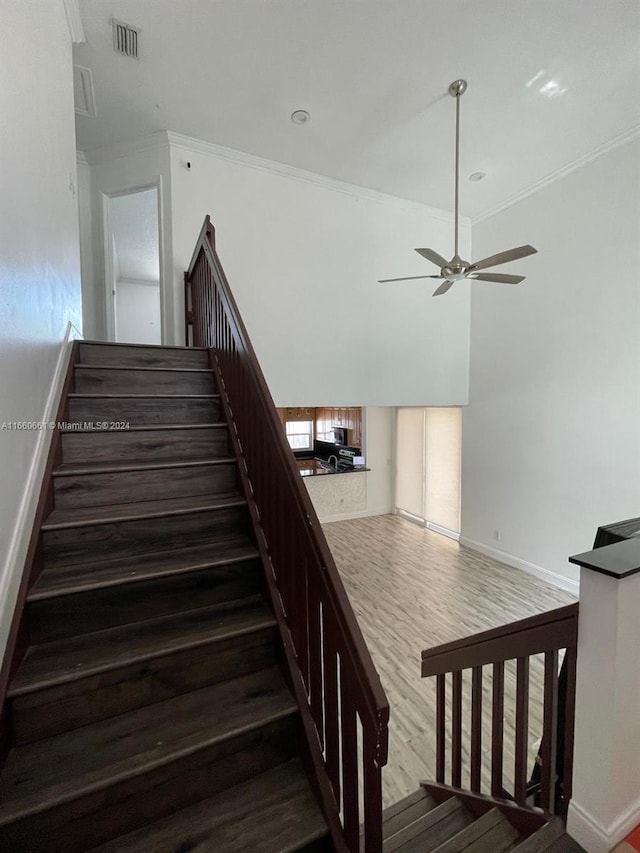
[{"left": 101, "top": 176, "right": 166, "bottom": 344}]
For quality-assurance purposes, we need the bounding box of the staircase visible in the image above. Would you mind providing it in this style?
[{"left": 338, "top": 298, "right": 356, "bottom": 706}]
[
  {"left": 0, "top": 341, "right": 330, "bottom": 852},
  {"left": 381, "top": 789, "right": 580, "bottom": 853}
]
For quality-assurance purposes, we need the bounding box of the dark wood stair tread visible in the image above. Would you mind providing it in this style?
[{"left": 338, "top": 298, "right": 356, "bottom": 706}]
[
  {"left": 42, "top": 492, "right": 246, "bottom": 530},
  {"left": 384, "top": 796, "right": 473, "bottom": 852},
  {"left": 60, "top": 422, "right": 227, "bottom": 433},
  {"left": 75, "top": 365, "right": 213, "bottom": 374},
  {"left": 0, "top": 666, "right": 296, "bottom": 824},
  {"left": 30, "top": 539, "right": 259, "bottom": 599},
  {"left": 68, "top": 392, "right": 220, "bottom": 399},
  {"left": 10, "top": 596, "right": 273, "bottom": 696},
  {"left": 382, "top": 788, "right": 436, "bottom": 839},
  {"left": 88, "top": 758, "right": 328, "bottom": 852},
  {"left": 511, "top": 819, "right": 567, "bottom": 852},
  {"left": 430, "top": 808, "right": 520, "bottom": 853},
  {"left": 53, "top": 456, "right": 236, "bottom": 476}
]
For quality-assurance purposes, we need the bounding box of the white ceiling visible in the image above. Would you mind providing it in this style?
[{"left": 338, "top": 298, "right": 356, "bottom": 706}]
[
  {"left": 111, "top": 188, "right": 159, "bottom": 282},
  {"left": 75, "top": 0, "right": 640, "bottom": 218}
]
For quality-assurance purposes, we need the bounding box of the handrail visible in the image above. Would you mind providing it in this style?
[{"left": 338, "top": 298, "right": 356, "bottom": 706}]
[
  {"left": 185, "top": 216, "right": 389, "bottom": 852},
  {"left": 421, "top": 603, "right": 578, "bottom": 819},
  {"left": 421, "top": 603, "right": 579, "bottom": 676}
]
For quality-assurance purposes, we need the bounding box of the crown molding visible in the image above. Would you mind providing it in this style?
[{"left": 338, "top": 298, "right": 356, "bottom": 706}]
[
  {"left": 84, "top": 131, "right": 170, "bottom": 166},
  {"left": 473, "top": 122, "right": 640, "bottom": 224},
  {"left": 63, "top": 0, "right": 86, "bottom": 43},
  {"left": 76, "top": 150, "right": 88, "bottom": 166},
  {"left": 166, "top": 131, "right": 464, "bottom": 225}
]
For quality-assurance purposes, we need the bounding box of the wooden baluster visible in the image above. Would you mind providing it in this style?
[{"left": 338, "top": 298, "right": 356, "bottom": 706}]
[
  {"left": 307, "top": 573, "right": 324, "bottom": 744},
  {"left": 562, "top": 645, "right": 577, "bottom": 803},
  {"left": 323, "top": 625, "right": 340, "bottom": 805},
  {"left": 340, "top": 670, "right": 359, "bottom": 851},
  {"left": 470, "top": 665, "right": 483, "bottom": 792},
  {"left": 541, "top": 649, "right": 559, "bottom": 812},
  {"left": 363, "top": 724, "right": 383, "bottom": 853},
  {"left": 298, "top": 546, "right": 310, "bottom": 690},
  {"left": 514, "top": 656, "right": 530, "bottom": 804},
  {"left": 452, "top": 670, "right": 463, "bottom": 787},
  {"left": 436, "top": 673, "right": 446, "bottom": 783},
  {"left": 491, "top": 660, "right": 505, "bottom": 797}
]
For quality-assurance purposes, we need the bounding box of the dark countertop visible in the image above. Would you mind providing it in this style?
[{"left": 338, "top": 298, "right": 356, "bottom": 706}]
[{"left": 296, "top": 459, "right": 370, "bottom": 478}]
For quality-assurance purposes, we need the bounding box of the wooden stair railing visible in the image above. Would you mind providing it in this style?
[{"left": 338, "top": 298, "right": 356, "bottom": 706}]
[
  {"left": 184, "top": 216, "right": 390, "bottom": 853},
  {"left": 421, "top": 603, "right": 579, "bottom": 819}
]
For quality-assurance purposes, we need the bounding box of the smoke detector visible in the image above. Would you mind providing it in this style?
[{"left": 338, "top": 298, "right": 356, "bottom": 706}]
[
  {"left": 291, "top": 110, "right": 311, "bottom": 125},
  {"left": 112, "top": 19, "right": 141, "bottom": 59}
]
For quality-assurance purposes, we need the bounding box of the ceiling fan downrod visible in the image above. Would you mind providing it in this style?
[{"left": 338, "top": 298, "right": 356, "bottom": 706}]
[{"left": 448, "top": 79, "right": 467, "bottom": 261}]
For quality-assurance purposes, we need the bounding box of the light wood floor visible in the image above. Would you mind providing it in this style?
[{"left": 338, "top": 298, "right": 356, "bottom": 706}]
[{"left": 323, "top": 514, "right": 577, "bottom": 808}]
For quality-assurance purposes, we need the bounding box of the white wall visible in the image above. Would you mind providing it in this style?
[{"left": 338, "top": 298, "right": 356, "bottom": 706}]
[
  {"left": 0, "top": 1, "right": 82, "bottom": 653},
  {"left": 168, "top": 136, "right": 471, "bottom": 407},
  {"left": 461, "top": 139, "right": 640, "bottom": 590},
  {"left": 77, "top": 157, "right": 98, "bottom": 338}
]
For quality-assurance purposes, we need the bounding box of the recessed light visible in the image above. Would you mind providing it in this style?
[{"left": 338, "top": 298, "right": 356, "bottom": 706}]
[
  {"left": 469, "top": 171, "right": 485, "bottom": 182},
  {"left": 291, "top": 109, "right": 311, "bottom": 125}
]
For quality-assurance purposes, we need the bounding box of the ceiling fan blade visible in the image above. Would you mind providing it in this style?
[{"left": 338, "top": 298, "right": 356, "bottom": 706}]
[
  {"left": 432, "top": 280, "right": 454, "bottom": 297},
  {"left": 378, "top": 274, "right": 443, "bottom": 283},
  {"left": 468, "top": 244, "right": 537, "bottom": 272},
  {"left": 468, "top": 272, "right": 525, "bottom": 284},
  {"left": 415, "top": 248, "right": 450, "bottom": 268}
]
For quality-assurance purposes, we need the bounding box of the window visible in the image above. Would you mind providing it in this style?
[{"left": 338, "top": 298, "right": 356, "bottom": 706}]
[{"left": 285, "top": 420, "right": 314, "bottom": 451}]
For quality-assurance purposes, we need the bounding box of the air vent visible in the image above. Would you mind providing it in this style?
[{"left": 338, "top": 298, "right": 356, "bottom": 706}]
[{"left": 112, "top": 19, "right": 140, "bottom": 59}]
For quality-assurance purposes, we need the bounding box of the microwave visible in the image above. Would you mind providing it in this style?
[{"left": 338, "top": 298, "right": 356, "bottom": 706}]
[{"left": 332, "top": 426, "right": 348, "bottom": 445}]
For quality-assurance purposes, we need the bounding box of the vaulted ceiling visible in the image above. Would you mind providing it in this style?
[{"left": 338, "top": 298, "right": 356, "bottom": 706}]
[{"left": 74, "top": 0, "right": 640, "bottom": 218}]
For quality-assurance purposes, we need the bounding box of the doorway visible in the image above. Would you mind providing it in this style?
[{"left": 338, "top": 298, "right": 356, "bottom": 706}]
[{"left": 103, "top": 186, "right": 162, "bottom": 345}]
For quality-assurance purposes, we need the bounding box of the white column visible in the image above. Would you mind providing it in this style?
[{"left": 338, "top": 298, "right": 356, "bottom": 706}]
[{"left": 567, "top": 539, "right": 640, "bottom": 853}]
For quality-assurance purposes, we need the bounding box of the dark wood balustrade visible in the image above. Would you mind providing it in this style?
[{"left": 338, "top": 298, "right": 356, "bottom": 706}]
[
  {"left": 421, "top": 603, "right": 579, "bottom": 818},
  {"left": 184, "top": 216, "right": 389, "bottom": 853}
]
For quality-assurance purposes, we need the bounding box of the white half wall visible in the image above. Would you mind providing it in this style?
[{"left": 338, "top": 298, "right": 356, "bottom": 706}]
[
  {"left": 461, "top": 138, "right": 640, "bottom": 588},
  {"left": 0, "top": 1, "right": 82, "bottom": 655},
  {"left": 168, "top": 134, "right": 471, "bottom": 407}
]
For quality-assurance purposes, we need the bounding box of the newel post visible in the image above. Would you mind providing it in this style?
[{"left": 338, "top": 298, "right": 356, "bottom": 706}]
[{"left": 566, "top": 539, "right": 640, "bottom": 853}]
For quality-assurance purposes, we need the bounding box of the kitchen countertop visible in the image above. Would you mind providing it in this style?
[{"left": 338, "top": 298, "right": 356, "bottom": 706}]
[{"left": 296, "top": 459, "right": 370, "bottom": 478}]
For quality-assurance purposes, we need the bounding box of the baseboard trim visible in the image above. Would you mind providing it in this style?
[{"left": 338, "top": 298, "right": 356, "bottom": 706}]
[
  {"left": 458, "top": 536, "right": 580, "bottom": 596},
  {"left": 320, "top": 509, "right": 389, "bottom": 524},
  {"left": 568, "top": 795, "right": 640, "bottom": 853},
  {"left": 0, "top": 322, "right": 82, "bottom": 660}
]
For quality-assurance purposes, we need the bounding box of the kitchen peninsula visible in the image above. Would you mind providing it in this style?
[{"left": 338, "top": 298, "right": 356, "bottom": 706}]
[{"left": 276, "top": 405, "right": 370, "bottom": 520}]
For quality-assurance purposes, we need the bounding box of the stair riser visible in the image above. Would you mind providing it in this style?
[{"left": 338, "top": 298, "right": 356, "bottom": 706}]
[
  {"left": 52, "top": 462, "right": 237, "bottom": 510},
  {"left": 60, "top": 426, "right": 229, "bottom": 464},
  {"left": 43, "top": 506, "right": 250, "bottom": 568},
  {"left": 28, "top": 561, "right": 262, "bottom": 642},
  {"left": 78, "top": 344, "right": 209, "bottom": 369},
  {"left": 0, "top": 716, "right": 299, "bottom": 853},
  {"left": 74, "top": 367, "right": 215, "bottom": 395},
  {"left": 12, "top": 628, "right": 277, "bottom": 743},
  {"left": 68, "top": 396, "right": 220, "bottom": 426}
]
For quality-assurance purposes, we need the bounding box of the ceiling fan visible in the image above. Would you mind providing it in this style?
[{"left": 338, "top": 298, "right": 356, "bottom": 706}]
[{"left": 379, "top": 79, "right": 537, "bottom": 296}]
